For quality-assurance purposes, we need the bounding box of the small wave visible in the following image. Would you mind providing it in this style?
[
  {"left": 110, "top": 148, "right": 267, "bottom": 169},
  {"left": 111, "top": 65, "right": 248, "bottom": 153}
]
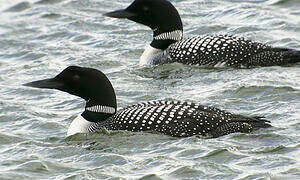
[
  {"left": 15, "top": 160, "right": 49, "bottom": 173},
  {"left": 4, "top": 2, "right": 31, "bottom": 12},
  {"left": 250, "top": 145, "right": 287, "bottom": 154},
  {"left": 35, "top": 0, "right": 64, "bottom": 5},
  {"left": 41, "top": 13, "right": 61, "bottom": 20},
  {"left": 268, "top": 0, "right": 298, "bottom": 5},
  {"left": 138, "top": 174, "right": 163, "bottom": 180}
]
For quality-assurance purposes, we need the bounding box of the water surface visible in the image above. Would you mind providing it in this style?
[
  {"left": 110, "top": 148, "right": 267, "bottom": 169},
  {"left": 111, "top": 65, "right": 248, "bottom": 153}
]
[{"left": 0, "top": 0, "right": 299, "bottom": 179}]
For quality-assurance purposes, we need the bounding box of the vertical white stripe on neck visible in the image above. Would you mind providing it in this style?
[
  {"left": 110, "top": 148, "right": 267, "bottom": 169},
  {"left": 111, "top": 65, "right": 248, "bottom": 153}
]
[
  {"left": 154, "top": 30, "right": 183, "bottom": 41},
  {"left": 86, "top": 105, "right": 115, "bottom": 114},
  {"left": 140, "top": 44, "right": 163, "bottom": 66}
]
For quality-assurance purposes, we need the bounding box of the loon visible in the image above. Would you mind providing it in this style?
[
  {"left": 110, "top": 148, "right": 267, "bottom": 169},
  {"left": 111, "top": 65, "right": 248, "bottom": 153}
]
[
  {"left": 24, "top": 66, "right": 271, "bottom": 137},
  {"left": 104, "top": 0, "right": 300, "bottom": 67}
]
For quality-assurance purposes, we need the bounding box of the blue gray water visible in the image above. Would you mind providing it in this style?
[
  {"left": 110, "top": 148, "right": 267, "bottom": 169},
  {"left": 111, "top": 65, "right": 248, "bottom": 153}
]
[{"left": 0, "top": 0, "right": 299, "bottom": 179}]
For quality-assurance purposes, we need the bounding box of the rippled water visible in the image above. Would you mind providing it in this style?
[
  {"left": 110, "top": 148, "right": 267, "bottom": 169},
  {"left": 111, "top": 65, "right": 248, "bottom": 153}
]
[{"left": 0, "top": 0, "right": 299, "bottom": 179}]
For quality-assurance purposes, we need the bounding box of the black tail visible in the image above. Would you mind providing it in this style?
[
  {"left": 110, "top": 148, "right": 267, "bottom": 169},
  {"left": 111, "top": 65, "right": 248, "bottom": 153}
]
[
  {"left": 279, "top": 48, "right": 300, "bottom": 64},
  {"left": 208, "top": 116, "right": 271, "bottom": 138},
  {"left": 249, "top": 116, "right": 272, "bottom": 130}
]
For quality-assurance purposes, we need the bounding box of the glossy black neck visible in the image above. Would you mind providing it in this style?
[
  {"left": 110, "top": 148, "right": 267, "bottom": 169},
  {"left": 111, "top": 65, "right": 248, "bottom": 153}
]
[
  {"left": 82, "top": 99, "right": 117, "bottom": 123},
  {"left": 150, "top": 39, "right": 178, "bottom": 50},
  {"left": 151, "top": 27, "right": 184, "bottom": 50},
  {"left": 81, "top": 111, "right": 114, "bottom": 123}
]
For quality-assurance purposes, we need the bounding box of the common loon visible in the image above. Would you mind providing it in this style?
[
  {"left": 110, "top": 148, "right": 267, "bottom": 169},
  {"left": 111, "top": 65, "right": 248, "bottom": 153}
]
[
  {"left": 24, "top": 66, "right": 271, "bottom": 137},
  {"left": 104, "top": 0, "right": 300, "bottom": 67}
]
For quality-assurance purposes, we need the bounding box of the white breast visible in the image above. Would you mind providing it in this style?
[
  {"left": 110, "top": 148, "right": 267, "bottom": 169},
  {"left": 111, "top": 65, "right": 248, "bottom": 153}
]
[
  {"left": 67, "top": 115, "right": 93, "bottom": 136},
  {"left": 140, "top": 45, "right": 163, "bottom": 66}
]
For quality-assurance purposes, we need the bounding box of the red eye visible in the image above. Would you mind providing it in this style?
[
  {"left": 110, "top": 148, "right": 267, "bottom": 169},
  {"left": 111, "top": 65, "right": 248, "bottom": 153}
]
[
  {"left": 143, "top": 6, "right": 149, "bottom": 12},
  {"left": 73, "top": 74, "right": 80, "bottom": 81}
]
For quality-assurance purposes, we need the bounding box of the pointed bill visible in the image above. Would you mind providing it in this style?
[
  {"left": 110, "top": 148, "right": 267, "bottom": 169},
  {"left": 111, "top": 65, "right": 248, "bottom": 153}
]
[
  {"left": 23, "top": 78, "right": 63, "bottom": 90},
  {"left": 103, "top": 9, "right": 136, "bottom": 19}
]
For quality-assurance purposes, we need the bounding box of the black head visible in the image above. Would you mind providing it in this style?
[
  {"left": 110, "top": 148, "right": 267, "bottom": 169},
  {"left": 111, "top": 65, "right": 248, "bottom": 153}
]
[
  {"left": 24, "top": 66, "right": 117, "bottom": 109},
  {"left": 104, "top": 0, "right": 183, "bottom": 35}
]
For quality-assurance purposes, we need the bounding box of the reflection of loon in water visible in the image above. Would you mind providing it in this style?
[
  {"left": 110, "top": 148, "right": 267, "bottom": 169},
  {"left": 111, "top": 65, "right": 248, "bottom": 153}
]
[
  {"left": 24, "top": 66, "right": 271, "bottom": 137},
  {"left": 105, "top": 0, "right": 300, "bottom": 67}
]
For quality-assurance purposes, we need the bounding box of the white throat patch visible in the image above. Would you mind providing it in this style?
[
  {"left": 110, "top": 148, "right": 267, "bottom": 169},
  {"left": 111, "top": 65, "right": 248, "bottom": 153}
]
[
  {"left": 67, "top": 115, "right": 93, "bottom": 136},
  {"left": 140, "top": 45, "right": 163, "bottom": 66},
  {"left": 86, "top": 105, "right": 116, "bottom": 114}
]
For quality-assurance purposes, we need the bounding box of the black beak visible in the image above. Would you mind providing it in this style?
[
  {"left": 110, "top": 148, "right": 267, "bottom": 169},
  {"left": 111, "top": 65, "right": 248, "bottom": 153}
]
[
  {"left": 23, "top": 78, "right": 64, "bottom": 90},
  {"left": 103, "top": 9, "right": 136, "bottom": 19}
]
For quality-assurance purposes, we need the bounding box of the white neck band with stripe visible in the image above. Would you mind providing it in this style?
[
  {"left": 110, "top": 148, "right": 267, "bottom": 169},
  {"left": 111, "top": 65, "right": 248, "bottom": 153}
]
[
  {"left": 154, "top": 30, "right": 183, "bottom": 41},
  {"left": 86, "top": 105, "right": 116, "bottom": 114}
]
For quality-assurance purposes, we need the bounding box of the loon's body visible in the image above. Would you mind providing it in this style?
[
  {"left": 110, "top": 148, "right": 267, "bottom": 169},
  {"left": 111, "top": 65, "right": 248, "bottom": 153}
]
[
  {"left": 104, "top": 0, "right": 300, "bottom": 67},
  {"left": 24, "top": 66, "right": 271, "bottom": 137}
]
